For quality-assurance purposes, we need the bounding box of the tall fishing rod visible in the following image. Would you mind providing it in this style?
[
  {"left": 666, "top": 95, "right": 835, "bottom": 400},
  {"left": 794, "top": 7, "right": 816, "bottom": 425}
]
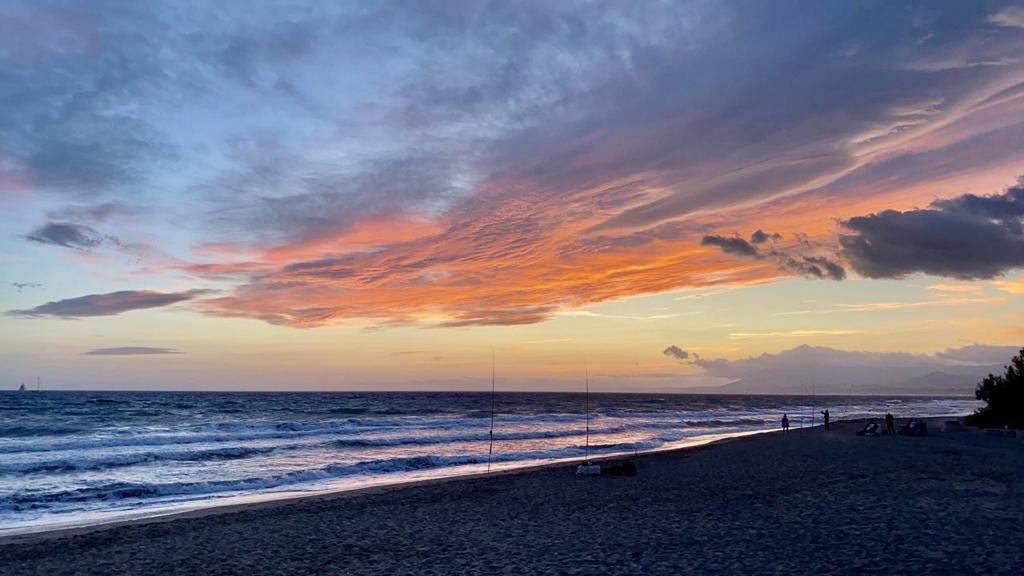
[
  {"left": 811, "top": 377, "right": 816, "bottom": 430},
  {"left": 585, "top": 359, "right": 590, "bottom": 462},
  {"left": 486, "top": 350, "right": 496, "bottom": 473}
]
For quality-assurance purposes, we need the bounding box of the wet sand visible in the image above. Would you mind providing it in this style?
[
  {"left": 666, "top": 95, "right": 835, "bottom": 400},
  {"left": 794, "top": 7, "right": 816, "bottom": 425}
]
[{"left": 2, "top": 419, "right": 1023, "bottom": 575}]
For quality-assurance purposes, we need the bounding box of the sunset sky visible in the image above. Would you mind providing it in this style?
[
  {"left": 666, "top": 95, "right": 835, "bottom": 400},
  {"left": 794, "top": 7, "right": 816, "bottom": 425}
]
[{"left": 2, "top": 0, "right": 1024, "bottom": 391}]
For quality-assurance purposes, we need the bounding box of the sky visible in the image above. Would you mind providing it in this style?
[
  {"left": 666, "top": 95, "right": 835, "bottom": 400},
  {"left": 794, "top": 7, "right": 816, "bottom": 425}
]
[{"left": 2, "top": 0, "right": 1024, "bottom": 391}]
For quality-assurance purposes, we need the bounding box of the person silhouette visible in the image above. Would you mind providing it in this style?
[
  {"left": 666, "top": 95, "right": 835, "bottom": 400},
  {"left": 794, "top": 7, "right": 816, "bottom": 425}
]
[
  {"left": 782, "top": 413, "right": 790, "bottom": 432},
  {"left": 820, "top": 409, "right": 830, "bottom": 431},
  {"left": 885, "top": 412, "right": 895, "bottom": 435}
]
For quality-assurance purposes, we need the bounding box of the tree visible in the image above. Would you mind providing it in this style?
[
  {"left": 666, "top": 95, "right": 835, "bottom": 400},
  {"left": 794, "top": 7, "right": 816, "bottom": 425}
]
[{"left": 965, "top": 348, "right": 1024, "bottom": 429}]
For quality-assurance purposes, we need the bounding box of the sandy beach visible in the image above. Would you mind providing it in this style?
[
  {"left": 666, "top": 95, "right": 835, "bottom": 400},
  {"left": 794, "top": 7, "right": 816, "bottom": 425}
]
[{"left": 2, "top": 419, "right": 1022, "bottom": 575}]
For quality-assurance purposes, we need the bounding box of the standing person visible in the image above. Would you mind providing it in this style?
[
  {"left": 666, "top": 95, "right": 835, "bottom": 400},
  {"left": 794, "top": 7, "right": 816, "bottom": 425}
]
[
  {"left": 782, "top": 413, "right": 790, "bottom": 432},
  {"left": 885, "top": 412, "right": 896, "bottom": 435},
  {"left": 820, "top": 409, "right": 830, "bottom": 431}
]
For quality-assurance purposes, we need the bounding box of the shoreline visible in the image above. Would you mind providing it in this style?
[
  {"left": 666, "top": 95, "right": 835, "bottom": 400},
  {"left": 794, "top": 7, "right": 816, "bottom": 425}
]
[
  {"left": 4, "top": 416, "right": 1020, "bottom": 575},
  {"left": 0, "top": 426, "right": 778, "bottom": 544}
]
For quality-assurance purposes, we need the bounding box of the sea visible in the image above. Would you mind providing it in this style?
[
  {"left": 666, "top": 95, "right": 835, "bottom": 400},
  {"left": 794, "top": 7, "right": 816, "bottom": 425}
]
[{"left": 0, "top": 391, "right": 978, "bottom": 535}]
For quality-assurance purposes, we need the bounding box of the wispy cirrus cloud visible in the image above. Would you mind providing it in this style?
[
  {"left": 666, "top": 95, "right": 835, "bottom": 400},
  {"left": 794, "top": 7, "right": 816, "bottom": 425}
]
[
  {"left": 989, "top": 6, "right": 1024, "bottom": 28},
  {"left": 772, "top": 296, "right": 1001, "bottom": 316},
  {"left": 46, "top": 202, "right": 144, "bottom": 224},
  {"left": 928, "top": 282, "right": 985, "bottom": 294},
  {"left": 992, "top": 278, "right": 1024, "bottom": 293},
  {"left": 727, "top": 329, "right": 864, "bottom": 339},
  {"left": 438, "top": 307, "right": 559, "bottom": 328},
  {"left": 558, "top": 310, "right": 685, "bottom": 321}
]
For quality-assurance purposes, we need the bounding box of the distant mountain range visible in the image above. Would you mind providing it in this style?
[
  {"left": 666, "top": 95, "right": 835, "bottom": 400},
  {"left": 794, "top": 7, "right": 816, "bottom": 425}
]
[
  {"left": 678, "top": 344, "right": 1014, "bottom": 396},
  {"left": 688, "top": 367, "right": 991, "bottom": 396}
]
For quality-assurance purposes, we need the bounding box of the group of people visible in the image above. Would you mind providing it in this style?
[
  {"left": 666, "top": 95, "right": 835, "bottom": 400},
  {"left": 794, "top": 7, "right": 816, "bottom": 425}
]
[{"left": 780, "top": 410, "right": 897, "bottom": 434}]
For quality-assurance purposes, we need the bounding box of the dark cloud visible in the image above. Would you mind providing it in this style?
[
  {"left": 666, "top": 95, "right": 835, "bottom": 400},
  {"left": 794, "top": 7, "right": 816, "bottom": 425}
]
[
  {"left": 930, "top": 183, "right": 1024, "bottom": 230},
  {"left": 662, "top": 345, "right": 697, "bottom": 362},
  {"left": 701, "top": 235, "right": 760, "bottom": 257},
  {"left": 7, "top": 289, "right": 215, "bottom": 319},
  {"left": 11, "top": 282, "right": 42, "bottom": 292},
  {"left": 776, "top": 254, "right": 847, "bottom": 281},
  {"left": 839, "top": 182, "right": 1024, "bottom": 279},
  {"left": 750, "top": 230, "right": 782, "bottom": 244},
  {"left": 84, "top": 346, "right": 182, "bottom": 356},
  {"left": 702, "top": 231, "right": 846, "bottom": 281},
  {"left": 24, "top": 222, "right": 113, "bottom": 250}
]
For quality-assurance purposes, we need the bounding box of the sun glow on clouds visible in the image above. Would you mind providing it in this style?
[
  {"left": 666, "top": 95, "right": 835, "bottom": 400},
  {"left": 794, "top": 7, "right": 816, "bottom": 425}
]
[
  {"left": 772, "top": 297, "right": 1003, "bottom": 316},
  {"left": 2, "top": 1, "right": 1024, "bottom": 390},
  {"left": 993, "top": 279, "right": 1024, "bottom": 294}
]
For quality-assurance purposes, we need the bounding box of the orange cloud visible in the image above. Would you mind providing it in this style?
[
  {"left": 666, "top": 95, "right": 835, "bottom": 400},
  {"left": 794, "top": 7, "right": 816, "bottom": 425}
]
[{"left": 183, "top": 79, "right": 1024, "bottom": 328}]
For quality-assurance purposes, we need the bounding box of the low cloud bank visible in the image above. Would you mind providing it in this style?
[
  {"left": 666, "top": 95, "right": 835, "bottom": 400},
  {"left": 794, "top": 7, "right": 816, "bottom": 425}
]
[{"left": 8, "top": 289, "right": 215, "bottom": 319}]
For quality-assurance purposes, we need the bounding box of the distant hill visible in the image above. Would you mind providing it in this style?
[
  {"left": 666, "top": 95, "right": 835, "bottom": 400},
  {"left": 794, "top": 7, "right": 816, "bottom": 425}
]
[
  {"left": 881, "top": 371, "right": 982, "bottom": 396},
  {"left": 671, "top": 343, "right": 1017, "bottom": 395},
  {"left": 684, "top": 365, "right": 992, "bottom": 396}
]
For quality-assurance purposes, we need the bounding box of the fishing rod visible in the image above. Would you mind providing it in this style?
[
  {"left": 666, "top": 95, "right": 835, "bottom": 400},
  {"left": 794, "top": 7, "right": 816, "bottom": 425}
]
[
  {"left": 585, "top": 359, "right": 590, "bottom": 462},
  {"left": 487, "top": 350, "right": 496, "bottom": 473}
]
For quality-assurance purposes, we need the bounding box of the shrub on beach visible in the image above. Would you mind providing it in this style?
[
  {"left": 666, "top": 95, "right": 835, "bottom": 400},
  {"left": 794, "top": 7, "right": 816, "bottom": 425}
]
[{"left": 965, "top": 347, "right": 1024, "bottom": 429}]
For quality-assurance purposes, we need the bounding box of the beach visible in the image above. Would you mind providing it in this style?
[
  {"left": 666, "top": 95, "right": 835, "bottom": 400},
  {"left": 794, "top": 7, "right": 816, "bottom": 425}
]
[{"left": 2, "top": 418, "right": 1022, "bottom": 574}]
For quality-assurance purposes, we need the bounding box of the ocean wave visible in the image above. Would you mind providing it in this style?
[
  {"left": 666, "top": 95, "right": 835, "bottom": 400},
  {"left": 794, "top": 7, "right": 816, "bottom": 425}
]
[
  {"left": 0, "top": 398, "right": 974, "bottom": 456},
  {"left": 0, "top": 412, "right": 607, "bottom": 454},
  {"left": 0, "top": 446, "right": 278, "bottom": 475},
  {"left": 0, "top": 447, "right": 591, "bottom": 511},
  {"left": 1, "top": 431, "right": 746, "bottom": 512},
  {"left": 0, "top": 426, "right": 85, "bottom": 438},
  {"left": 1, "top": 417, "right": 732, "bottom": 475},
  {"left": 0, "top": 406, "right": 872, "bottom": 455}
]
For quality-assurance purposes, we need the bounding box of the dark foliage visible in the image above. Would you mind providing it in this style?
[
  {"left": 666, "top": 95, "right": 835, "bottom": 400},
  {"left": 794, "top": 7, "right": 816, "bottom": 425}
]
[{"left": 965, "top": 348, "right": 1024, "bottom": 429}]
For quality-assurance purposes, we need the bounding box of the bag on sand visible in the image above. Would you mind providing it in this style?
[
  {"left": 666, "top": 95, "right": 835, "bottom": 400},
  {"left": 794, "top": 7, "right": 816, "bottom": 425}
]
[
  {"left": 600, "top": 460, "right": 637, "bottom": 476},
  {"left": 856, "top": 421, "right": 881, "bottom": 436},
  {"left": 899, "top": 419, "right": 928, "bottom": 437}
]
